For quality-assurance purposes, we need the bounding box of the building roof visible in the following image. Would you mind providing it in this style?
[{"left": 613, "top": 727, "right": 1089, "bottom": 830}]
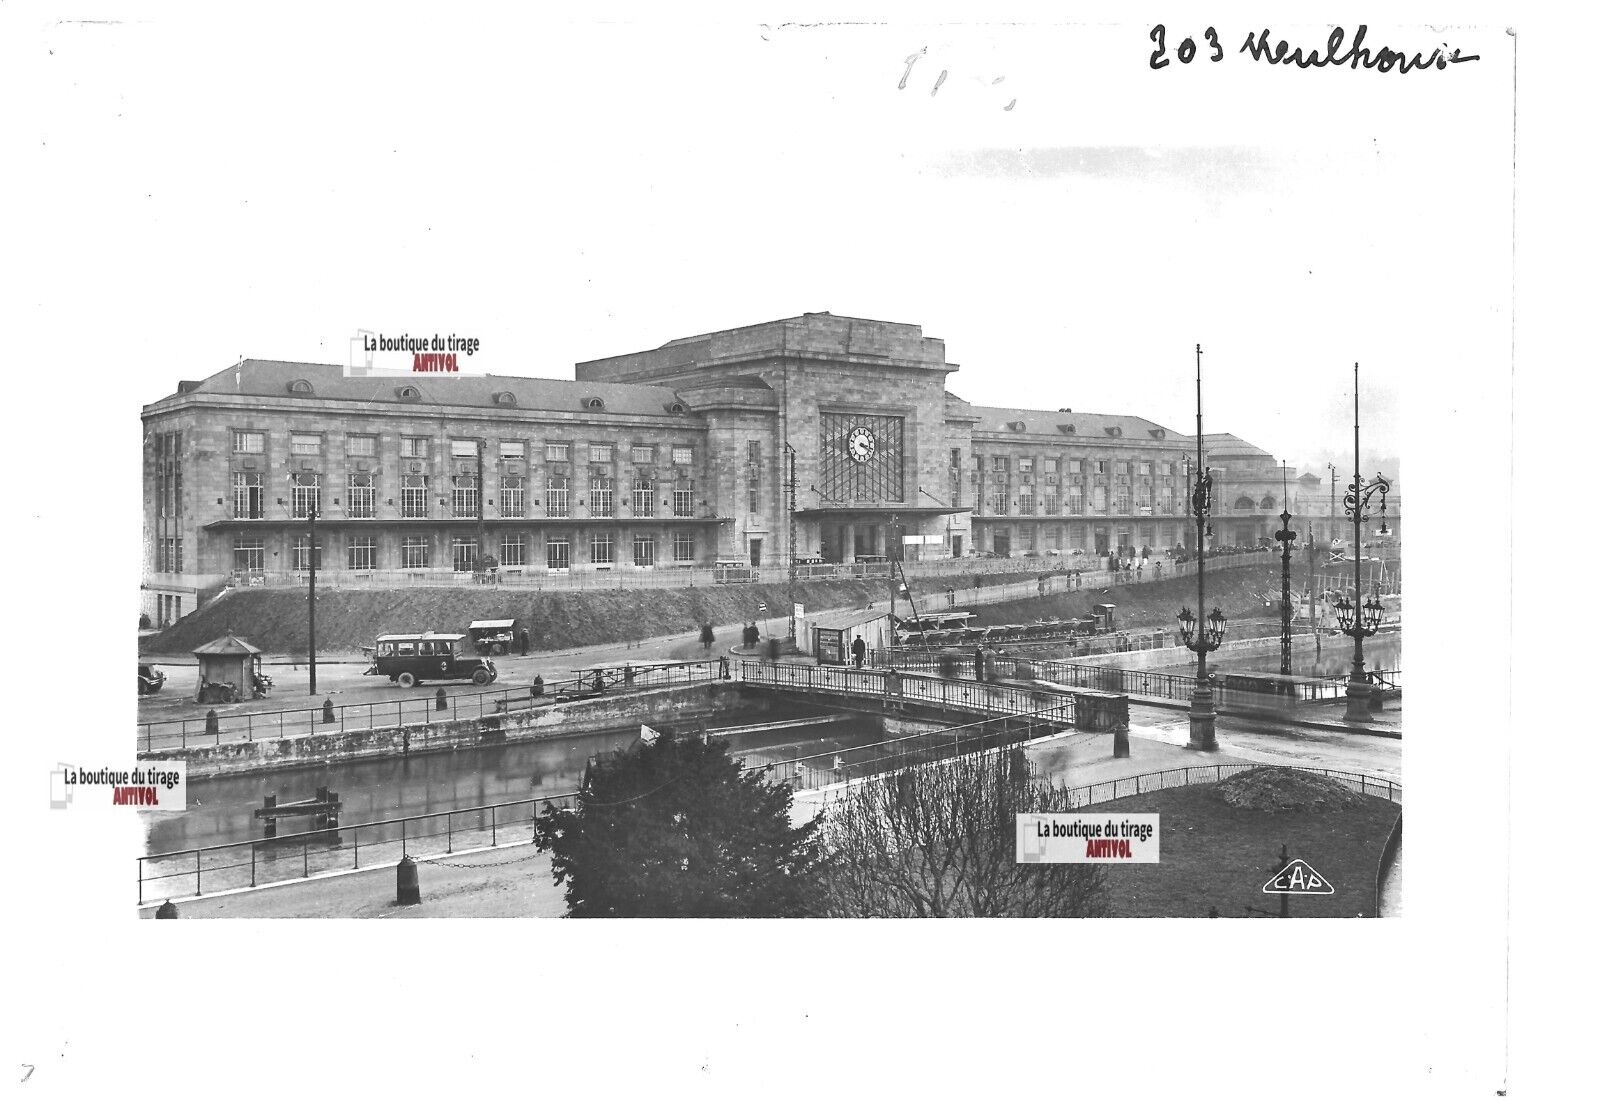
[
  {"left": 1201, "top": 433, "right": 1274, "bottom": 458},
  {"left": 967, "top": 405, "right": 1188, "bottom": 442},
  {"left": 192, "top": 633, "right": 262, "bottom": 657},
  {"left": 149, "top": 359, "right": 691, "bottom": 418}
]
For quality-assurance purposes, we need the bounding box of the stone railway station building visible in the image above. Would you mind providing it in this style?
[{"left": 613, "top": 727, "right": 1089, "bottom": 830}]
[{"left": 142, "top": 313, "right": 1383, "bottom": 624}]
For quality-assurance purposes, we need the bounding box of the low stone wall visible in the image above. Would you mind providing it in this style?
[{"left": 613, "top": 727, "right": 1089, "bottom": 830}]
[{"left": 168, "top": 682, "right": 757, "bottom": 779}]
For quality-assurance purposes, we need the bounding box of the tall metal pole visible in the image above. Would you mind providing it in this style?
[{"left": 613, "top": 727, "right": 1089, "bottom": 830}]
[
  {"left": 785, "top": 443, "right": 797, "bottom": 640},
  {"left": 476, "top": 437, "right": 486, "bottom": 578},
  {"left": 1188, "top": 344, "right": 1216, "bottom": 750},
  {"left": 1307, "top": 522, "right": 1320, "bottom": 656},
  {"left": 1345, "top": 363, "right": 1370, "bottom": 721},
  {"left": 1276, "top": 460, "right": 1296, "bottom": 676},
  {"left": 1328, "top": 463, "right": 1337, "bottom": 545},
  {"left": 307, "top": 494, "right": 318, "bottom": 696}
]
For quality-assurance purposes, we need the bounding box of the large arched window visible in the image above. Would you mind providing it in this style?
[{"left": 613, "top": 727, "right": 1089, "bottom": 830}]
[
  {"left": 1233, "top": 495, "right": 1256, "bottom": 511},
  {"left": 1259, "top": 495, "right": 1276, "bottom": 510}
]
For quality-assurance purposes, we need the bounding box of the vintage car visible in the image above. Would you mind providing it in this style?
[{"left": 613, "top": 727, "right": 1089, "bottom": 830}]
[
  {"left": 367, "top": 633, "right": 498, "bottom": 687},
  {"left": 138, "top": 664, "right": 166, "bottom": 695}
]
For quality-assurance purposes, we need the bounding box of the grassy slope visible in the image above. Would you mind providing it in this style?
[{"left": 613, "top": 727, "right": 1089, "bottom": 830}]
[
  {"left": 1077, "top": 782, "right": 1400, "bottom": 918},
  {"left": 147, "top": 566, "right": 1080, "bottom": 655},
  {"left": 148, "top": 563, "right": 1297, "bottom": 656},
  {"left": 147, "top": 581, "right": 897, "bottom": 655}
]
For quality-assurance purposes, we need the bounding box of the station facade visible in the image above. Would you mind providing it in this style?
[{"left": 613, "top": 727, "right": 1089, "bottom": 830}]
[{"left": 142, "top": 313, "right": 1390, "bottom": 623}]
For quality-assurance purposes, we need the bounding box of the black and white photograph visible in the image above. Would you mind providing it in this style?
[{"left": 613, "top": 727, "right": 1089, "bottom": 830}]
[{"left": 8, "top": 0, "right": 1565, "bottom": 1105}]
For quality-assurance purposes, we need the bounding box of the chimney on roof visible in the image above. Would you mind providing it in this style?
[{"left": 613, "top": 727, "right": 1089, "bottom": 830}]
[{"left": 1058, "top": 408, "right": 1072, "bottom": 413}]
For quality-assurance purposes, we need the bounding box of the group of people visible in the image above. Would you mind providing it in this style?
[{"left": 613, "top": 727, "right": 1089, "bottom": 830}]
[{"left": 1109, "top": 555, "right": 1160, "bottom": 584}]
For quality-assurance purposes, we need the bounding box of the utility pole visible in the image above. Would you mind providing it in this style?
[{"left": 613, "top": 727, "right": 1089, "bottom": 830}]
[
  {"left": 785, "top": 443, "right": 797, "bottom": 639},
  {"left": 1327, "top": 462, "right": 1337, "bottom": 546},
  {"left": 1307, "top": 522, "right": 1320, "bottom": 656},
  {"left": 1275, "top": 460, "right": 1296, "bottom": 676},
  {"left": 306, "top": 483, "right": 318, "bottom": 696},
  {"left": 476, "top": 437, "right": 486, "bottom": 580},
  {"left": 886, "top": 512, "right": 899, "bottom": 634}
]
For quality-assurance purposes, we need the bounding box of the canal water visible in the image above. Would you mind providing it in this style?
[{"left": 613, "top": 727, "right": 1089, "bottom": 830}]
[
  {"left": 142, "top": 708, "right": 886, "bottom": 857},
  {"left": 1151, "top": 633, "right": 1402, "bottom": 679}
]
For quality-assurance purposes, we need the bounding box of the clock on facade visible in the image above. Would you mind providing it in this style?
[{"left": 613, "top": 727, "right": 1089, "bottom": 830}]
[{"left": 847, "top": 425, "right": 877, "bottom": 462}]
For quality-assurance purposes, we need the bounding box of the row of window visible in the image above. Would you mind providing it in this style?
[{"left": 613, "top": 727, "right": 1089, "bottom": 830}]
[
  {"left": 231, "top": 473, "right": 696, "bottom": 520},
  {"left": 234, "top": 532, "right": 699, "bottom": 572},
  {"left": 992, "top": 524, "right": 1180, "bottom": 550},
  {"left": 975, "top": 453, "right": 1182, "bottom": 477},
  {"left": 976, "top": 490, "right": 1186, "bottom": 515},
  {"left": 236, "top": 429, "right": 695, "bottom": 466},
  {"left": 978, "top": 490, "right": 1276, "bottom": 516}
]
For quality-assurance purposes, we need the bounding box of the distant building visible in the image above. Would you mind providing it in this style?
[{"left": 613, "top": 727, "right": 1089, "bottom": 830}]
[{"left": 141, "top": 313, "right": 1398, "bottom": 621}]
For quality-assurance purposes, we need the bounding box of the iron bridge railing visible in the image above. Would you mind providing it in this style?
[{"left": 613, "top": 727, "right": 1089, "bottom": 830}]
[
  {"left": 1063, "top": 762, "right": 1402, "bottom": 808},
  {"left": 868, "top": 648, "right": 1400, "bottom": 713},
  {"left": 733, "top": 658, "right": 1076, "bottom": 723},
  {"left": 137, "top": 790, "right": 581, "bottom": 906},
  {"left": 138, "top": 659, "right": 727, "bottom": 752}
]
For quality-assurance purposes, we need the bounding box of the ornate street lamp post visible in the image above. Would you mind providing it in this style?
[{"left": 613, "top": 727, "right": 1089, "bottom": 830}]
[
  {"left": 1275, "top": 460, "right": 1297, "bottom": 676},
  {"left": 1177, "top": 344, "right": 1226, "bottom": 750},
  {"left": 1335, "top": 362, "right": 1391, "bottom": 722}
]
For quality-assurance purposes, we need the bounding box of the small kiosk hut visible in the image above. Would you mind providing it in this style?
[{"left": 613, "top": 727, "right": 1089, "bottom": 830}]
[
  {"left": 808, "top": 608, "right": 892, "bottom": 665},
  {"left": 192, "top": 633, "right": 266, "bottom": 704}
]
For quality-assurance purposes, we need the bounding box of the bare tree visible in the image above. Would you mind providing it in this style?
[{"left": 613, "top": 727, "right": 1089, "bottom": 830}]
[{"left": 818, "top": 747, "right": 1108, "bottom": 917}]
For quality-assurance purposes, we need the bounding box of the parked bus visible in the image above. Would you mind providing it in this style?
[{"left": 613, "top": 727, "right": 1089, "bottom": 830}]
[{"left": 366, "top": 632, "right": 498, "bottom": 687}]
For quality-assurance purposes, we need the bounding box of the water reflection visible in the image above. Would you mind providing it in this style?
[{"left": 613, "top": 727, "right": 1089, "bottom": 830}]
[{"left": 143, "top": 711, "right": 885, "bottom": 856}]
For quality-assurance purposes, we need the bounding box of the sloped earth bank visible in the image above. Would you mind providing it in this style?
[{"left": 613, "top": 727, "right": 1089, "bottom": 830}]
[
  {"left": 147, "top": 581, "right": 893, "bottom": 655},
  {"left": 1075, "top": 773, "right": 1399, "bottom": 918},
  {"left": 145, "top": 566, "right": 1092, "bottom": 656},
  {"left": 147, "top": 563, "right": 1287, "bottom": 657}
]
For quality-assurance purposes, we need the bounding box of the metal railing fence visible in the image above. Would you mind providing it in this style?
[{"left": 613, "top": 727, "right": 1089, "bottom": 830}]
[
  {"left": 137, "top": 790, "right": 581, "bottom": 905},
  {"left": 734, "top": 659, "right": 1076, "bottom": 723},
  {"left": 138, "top": 659, "right": 727, "bottom": 751},
  {"left": 867, "top": 647, "right": 1400, "bottom": 711},
  {"left": 1063, "top": 762, "right": 1401, "bottom": 808},
  {"left": 738, "top": 709, "right": 1063, "bottom": 794}
]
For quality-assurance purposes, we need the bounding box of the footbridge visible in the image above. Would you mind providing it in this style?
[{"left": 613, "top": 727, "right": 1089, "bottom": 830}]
[{"left": 732, "top": 659, "right": 1076, "bottom": 730}]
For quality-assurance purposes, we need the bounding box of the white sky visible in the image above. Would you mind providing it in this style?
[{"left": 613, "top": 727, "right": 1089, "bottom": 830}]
[{"left": 8, "top": 4, "right": 1510, "bottom": 476}]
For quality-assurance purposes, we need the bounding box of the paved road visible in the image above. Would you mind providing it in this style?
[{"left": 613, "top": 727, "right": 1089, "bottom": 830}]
[{"left": 136, "top": 603, "right": 882, "bottom": 748}]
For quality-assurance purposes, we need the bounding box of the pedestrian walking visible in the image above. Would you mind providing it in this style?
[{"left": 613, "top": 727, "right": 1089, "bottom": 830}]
[
  {"left": 699, "top": 622, "right": 714, "bottom": 655},
  {"left": 851, "top": 634, "right": 867, "bottom": 669},
  {"left": 973, "top": 646, "right": 985, "bottom": 683}
]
